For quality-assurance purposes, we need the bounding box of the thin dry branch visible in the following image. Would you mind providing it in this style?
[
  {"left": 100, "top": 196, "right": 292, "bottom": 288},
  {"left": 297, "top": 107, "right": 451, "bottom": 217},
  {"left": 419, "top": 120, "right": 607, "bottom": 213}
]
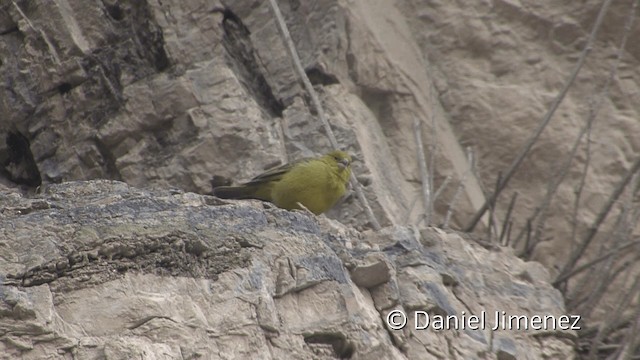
[
  {"left": 428, "top": 113, "right": 437, "bottom": 224},
  {"left": 267, "top": 0, "right": 381, "bottom": 230},
  {"left": 443, "top": 178, "right": 464, "bottom": 229},
  {"left": 557, "top": 240, "right": 640, "bottom": 289},
  {"left": 443, "top": 148, "right": 473, "bottom": 228},
  {"left": 413, "top": 118, "right": 433, "bottom": 225},
  {"left": 403, "top": 174, "right": 450, "bottom": 226},
  {"left": 531, "top": 124, "right": 589, "bottom": 247},
  {"left": 504, "top": 220, "right": 513, "bottom": 247},
  {"left": 464, "top": 0, "right": 615, "bottom": 232},
  {"left": 579, "top": 309, "right": 636, "bottom": 338},
  {"left": 405, "top": 175, "right": 451, "bottom": 226},
  {"left": 569, "top": 253, "right": 638, "bottom": 312},
  {"left": 486, "top": 172, "right": 502, "bottom": 242},
  {"left": 434, "top": 175, "right": 452, "bottom": 202},
  {"left": 511, "top": 118, "right": 590, "bottom": 249},
  {"left": 570, "top": 0, "right": 637, "bottom": 251},
  {"left": 514, "top": 0, "right": 636, "bottom": 256},
  {"left": 570, "top": 122, "right": 592, "bottom": 249},
  {"left": 517, "top": 219, "right": 533, "bottom": 258},
  {"left": 403, "top": 195, "right": 420, "bottom": 225},
  {"left": 619, "top": 304, "right": 640, "bottom": 360},
  {"left": 499, "top": 192, "right": 518, "bottom": 246},
  {"left": 555, "top": 155, "right": 640, "bottom": 286},
  {"left": 587, "top": 275, "right": 640, "bottom": 360},
  {"left": 571, "top": 181, "right": 640, "bottom": 316}
]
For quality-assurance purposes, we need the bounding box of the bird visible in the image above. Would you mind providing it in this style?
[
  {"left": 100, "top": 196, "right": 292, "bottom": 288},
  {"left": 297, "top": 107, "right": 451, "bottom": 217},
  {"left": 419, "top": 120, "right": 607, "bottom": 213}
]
[{"left": 212, "top": 150, "right": 352, "bottom": 215}]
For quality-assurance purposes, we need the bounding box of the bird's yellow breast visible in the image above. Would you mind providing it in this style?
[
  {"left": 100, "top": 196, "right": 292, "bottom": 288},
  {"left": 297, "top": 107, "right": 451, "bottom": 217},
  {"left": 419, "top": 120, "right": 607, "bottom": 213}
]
[{"left": 270, "top": 158, "right": 349, "bottom": 215}]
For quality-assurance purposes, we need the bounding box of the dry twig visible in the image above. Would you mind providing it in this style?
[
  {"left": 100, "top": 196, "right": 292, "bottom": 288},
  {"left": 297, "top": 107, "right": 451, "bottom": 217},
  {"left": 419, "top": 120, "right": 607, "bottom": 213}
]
[
  {"left": 499, "top": 192, "right": 518, "bottom": 246},
  {"left": 464, "top": 0, "right": 616, "bottom": 232},
  {"left": 443, "top": 148, "right": 473, "bottom": 228},
  {"left": 619, "top": 304, "right": 640, "bottom": 360},
  {"left": 434, "top": 175, "right": 452, "bottom": 202},
  {"left": 557, "top": 240, "right": 640, "bottom": 289},
  {"left": 587, "top": 276, "right": 640, "bottom": 360},
  {"left": 555, "top": 156, "right": 640, "bottom": 285},
  {"left": 569, "top": 0, "right": 637, "bottom": 253},
  {"left": 413, "top": 118, "right": 433, "bottom": 225},
  {"left": 486, "top": 172, "right": 502, "bottom": 242}
]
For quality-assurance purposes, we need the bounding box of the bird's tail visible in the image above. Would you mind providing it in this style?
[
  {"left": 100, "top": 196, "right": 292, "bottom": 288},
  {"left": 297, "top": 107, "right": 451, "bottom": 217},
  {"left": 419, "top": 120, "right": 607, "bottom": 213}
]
[
  {"left": 213, "top": 185, "right": 272, "bottom": 201},
  {"left": 213, "top": 186, "right": 254, "bottom": 199}
]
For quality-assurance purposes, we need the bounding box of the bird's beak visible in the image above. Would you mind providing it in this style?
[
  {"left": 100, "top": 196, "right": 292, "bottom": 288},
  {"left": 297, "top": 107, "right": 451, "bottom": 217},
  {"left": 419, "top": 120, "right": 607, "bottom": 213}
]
[{"left": 338, "top": 158, "right": 350, "bottom": 169}]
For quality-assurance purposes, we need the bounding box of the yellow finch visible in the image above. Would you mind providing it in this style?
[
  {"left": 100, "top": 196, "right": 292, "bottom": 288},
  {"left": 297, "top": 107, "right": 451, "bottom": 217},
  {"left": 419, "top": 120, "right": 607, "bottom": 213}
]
[{"left": 213, "top": 150, "right": 351, "bottom": 215}]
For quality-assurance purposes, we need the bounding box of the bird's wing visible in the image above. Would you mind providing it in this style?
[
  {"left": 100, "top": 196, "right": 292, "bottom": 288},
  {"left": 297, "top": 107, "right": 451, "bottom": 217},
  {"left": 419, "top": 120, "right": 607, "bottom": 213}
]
[{"left": 243, "top": 156, "right": 311, "bottom": 186}]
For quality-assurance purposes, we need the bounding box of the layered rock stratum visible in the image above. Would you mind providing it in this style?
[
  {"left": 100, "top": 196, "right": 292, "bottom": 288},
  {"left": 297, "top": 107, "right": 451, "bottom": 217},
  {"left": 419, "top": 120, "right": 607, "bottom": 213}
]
[{"left": 0, "top": 181, "right": 574, "bottom": 359}]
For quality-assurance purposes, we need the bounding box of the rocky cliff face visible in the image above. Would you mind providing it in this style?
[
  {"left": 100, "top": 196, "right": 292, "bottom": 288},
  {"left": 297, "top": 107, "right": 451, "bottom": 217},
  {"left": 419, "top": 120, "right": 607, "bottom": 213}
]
[
  {"left": 1, "top": 0, "right": 638, "bottom": 261},
  {"left": 1, "top": 0, "right": 638, "bottom": 358},
  {"left": 0, "top": 181, "right": 574, "bottom": 359}
]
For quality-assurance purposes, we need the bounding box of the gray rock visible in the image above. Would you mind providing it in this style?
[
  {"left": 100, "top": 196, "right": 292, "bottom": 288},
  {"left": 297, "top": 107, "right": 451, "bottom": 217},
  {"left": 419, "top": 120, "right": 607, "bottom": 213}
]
[{"left": 0, "top": 181, "right": 575, "bottom": 359}]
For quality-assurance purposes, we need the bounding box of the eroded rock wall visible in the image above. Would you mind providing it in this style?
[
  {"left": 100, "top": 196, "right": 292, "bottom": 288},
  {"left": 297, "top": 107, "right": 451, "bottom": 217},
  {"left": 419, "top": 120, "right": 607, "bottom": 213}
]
[{"left": 0, "top": 181, "right": 575, "bottom": 359}]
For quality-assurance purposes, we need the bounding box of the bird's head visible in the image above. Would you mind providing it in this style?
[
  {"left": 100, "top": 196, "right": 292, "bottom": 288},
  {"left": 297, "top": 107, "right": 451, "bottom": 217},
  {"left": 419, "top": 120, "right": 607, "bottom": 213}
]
[{"left": 326, "top": 150, "right": 352, "bottom": 170}]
